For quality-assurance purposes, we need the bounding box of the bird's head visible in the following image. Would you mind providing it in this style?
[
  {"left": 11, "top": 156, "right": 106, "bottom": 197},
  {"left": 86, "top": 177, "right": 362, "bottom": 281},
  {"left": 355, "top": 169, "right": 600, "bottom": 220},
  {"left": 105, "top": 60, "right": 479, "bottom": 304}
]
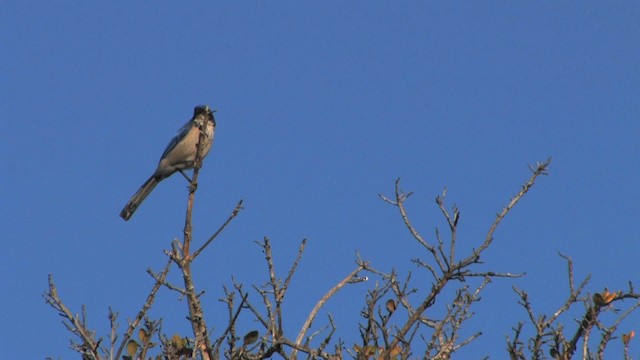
[{"left": 194, "top": 105, "right": 216, "bottom": 127}]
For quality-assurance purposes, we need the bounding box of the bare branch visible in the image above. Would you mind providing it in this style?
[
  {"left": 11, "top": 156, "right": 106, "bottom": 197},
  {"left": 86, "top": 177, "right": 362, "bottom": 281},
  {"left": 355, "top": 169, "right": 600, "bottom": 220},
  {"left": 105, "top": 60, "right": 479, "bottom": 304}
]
[
  {"left": 381, "top": 179, "right": 437, "bottom": 257},
  {"left": 174, "top": 122, "right": 215, "bottom": 360},
  {"left": 283, "top": 239, "right": 307, "bottom": 296},
  {"left": 114, "top": 257, "right": 172, "bottom": 360},
  {"left": 108, "top": 308, "right": 118, "bottom": 359},
  {"left": 292, "top": 263, "right": 367, "bottom": 358},
  {"left": 234, "top": 282, "right": 270, "bottom": 331},
  {"left": 213, "top": 291, "right": 249, "bottom": 352},
  {"left": 475, "top": 158, "right": 551, "bottom": 257},
  {"left": 435, "top": 191, "right": 459, "bottom": 267},
  {"left": 44, "top": 275, "right": 102, "bottom": 359},
  {"left": 597, "top": 300, "right": 640, "bottom": 357},
  {"left": 192, "top": 199, "right": 244, "bottom": 260}
]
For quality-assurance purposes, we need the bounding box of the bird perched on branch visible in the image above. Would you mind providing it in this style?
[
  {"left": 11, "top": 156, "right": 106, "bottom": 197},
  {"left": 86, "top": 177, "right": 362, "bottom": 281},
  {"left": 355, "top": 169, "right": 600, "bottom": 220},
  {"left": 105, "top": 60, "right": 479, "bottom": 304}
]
[{"left": 120, "top": 105, "right": 216, "bottom": 221}]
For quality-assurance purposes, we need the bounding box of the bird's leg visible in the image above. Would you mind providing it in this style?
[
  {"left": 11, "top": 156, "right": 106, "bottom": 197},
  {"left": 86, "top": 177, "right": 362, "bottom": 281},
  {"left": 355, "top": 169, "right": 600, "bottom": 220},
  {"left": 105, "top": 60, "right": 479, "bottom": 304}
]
[
  {"left": 178, "top": 169, "right": 193, "bottom": 182},
  {"left": 179, "top": 170, "right": 198, "bottom": 191}
]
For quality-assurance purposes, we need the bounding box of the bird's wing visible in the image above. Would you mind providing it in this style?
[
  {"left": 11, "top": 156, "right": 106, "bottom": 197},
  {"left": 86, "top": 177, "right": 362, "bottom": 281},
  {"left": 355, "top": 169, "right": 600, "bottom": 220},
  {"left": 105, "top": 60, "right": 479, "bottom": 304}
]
[{"left": 160, "top": 119, "right": 194, "bottom": 160}]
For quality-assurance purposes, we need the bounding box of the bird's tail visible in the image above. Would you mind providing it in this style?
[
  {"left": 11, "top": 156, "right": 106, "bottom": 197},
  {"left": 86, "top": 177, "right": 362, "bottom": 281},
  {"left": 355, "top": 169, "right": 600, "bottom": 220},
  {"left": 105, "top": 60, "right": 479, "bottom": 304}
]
[{"left": 120, "top": 176, "right": 160, "bottom": 221}]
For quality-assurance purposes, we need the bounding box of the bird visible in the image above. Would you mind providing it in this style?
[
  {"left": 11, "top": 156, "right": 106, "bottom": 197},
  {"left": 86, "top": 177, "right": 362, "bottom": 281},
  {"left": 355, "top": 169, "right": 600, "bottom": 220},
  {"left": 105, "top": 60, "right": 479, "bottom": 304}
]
[{"left": 119, "top": 105, "right": 216, "bottom": 221}]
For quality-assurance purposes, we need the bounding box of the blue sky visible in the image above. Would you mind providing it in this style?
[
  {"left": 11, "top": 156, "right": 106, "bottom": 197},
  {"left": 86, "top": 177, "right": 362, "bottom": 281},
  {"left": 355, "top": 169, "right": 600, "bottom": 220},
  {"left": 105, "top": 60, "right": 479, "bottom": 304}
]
[{"left": 2, "top": 2, "right": 639, "bottom": 358}]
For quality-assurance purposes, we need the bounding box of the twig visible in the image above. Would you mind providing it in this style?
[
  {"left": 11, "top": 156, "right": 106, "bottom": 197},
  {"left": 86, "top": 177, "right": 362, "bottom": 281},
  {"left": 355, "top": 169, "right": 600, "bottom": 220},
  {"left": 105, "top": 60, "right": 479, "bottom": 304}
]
[
  {"left": 213, "top": 292, "right": 249, "bottom": 351},
  {"left": 474, "top": 159, "right": 551, "bottom": 257},
  {"left": 597, "top": 300, "right": 640, "bottom": 357},
  {"left": 108, "top": 308, "right": 118, "bottom": 360},
  {"left": 435, "top": 189, "right": 459, "bottom": 267},
  {"left": 44, "top": 275, "right": 102, "bottom": 359},
  {"left": 506, "top": 322, "right": 525, "bottom": 359},
  {"left": 192, "top": 199, "right": 244, "bottom": 260},
  {"left": 283, "top": 239, "right": 307, "bottom": 297},
  {"left": 550, "top": 254, "right": 590, "bottom": 323},
  {"left": 114, "top": 258, "right": 172, "bottom": 360},
  {"left": 385, "top": 159, "right": 551, "bottom": 356},
  {"left": 388, "top": 179, "right": 440, "bottom": 261},
  {"left": 234, "top": 282, "right": 270, "bottom": 330},
  {"left": 291, "top": 263, "right": 367, "bottom": 359}
]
